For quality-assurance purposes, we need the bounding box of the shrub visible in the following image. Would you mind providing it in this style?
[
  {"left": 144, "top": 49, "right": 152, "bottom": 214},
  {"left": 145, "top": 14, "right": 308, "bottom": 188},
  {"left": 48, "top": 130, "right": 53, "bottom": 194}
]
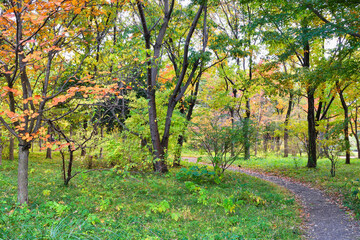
[{"left": 176, "top": 166, "right": 217, "bottom": 183}]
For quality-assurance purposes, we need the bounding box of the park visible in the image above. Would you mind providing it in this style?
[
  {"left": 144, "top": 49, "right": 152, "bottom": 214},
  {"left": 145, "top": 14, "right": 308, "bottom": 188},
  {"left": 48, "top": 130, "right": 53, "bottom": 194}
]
[{"left": 0, "top": 0, "right": 360, "bottom": 239}]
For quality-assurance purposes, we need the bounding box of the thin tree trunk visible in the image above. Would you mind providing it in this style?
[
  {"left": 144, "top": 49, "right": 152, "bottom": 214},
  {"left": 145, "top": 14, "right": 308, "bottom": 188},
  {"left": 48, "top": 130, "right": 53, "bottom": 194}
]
[
  {"left": 65, "top": 150, "right": 74, "bottom": 185},
  {"left": 46, "top": 128, "right": 52, "bottom": 159},
  {"left": 39, "top": 138, "right": 42, "bottom": 151},
  {"left": 99, "top": 126, "right": 103, "bottom": 159},
  {"left": 18, "top": 141, "right": 30, "bottom": 204},
  {"left": 263, "top": 134, "right": 268, "bottom": 153},
  {"left": 81, "top": 148, "right": 86, "bottom": 157},
  {"left": 338, "top": 85, "right": 350, "bottom": 164},
  {"left": 244, "top": 97, "right": 251, "bottom": 160},
  {"left": 284, "top": 93, "right": 293, "bottom": 157},
  {"left": 9, "top": 135, "right": 14, "bottom": 161},
  {"left": 307, "top": 87, "right": 317, "bottom": 167}
]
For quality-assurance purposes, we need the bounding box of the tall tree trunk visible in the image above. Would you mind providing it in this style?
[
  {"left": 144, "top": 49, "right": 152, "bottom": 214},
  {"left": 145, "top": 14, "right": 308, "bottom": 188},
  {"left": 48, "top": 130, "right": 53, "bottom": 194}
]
[
  {"left": 244, "top": 97, "right": 251, "bottom": 160},
  {"left": 307, "top": 88, "right": 317, "bottom": 167},
  {"left": 303, "top": 33, "right": 317, "bottom": 168},
  {"left": 284, "top": 93, "right": 293, "bottom": 157},
  {"left": 9, "top": 135, "right": 14, "bottom": 161},
  {"left": 149, "top": 90, "right": 167, "bottom": 172},
  {"left": 18, "top": 141, "right": 30, "bottom": 204},
  {"left": 338, "top": 85, "right": 350, "bottom": 164}
]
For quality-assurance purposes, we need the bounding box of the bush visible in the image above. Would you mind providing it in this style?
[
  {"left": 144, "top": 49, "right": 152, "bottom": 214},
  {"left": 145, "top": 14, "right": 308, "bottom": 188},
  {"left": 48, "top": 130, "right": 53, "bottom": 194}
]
[
  {"left": 191, "top": 115, "right": 252, "bottom": 176},
  {"left": 176, "top": 166, "right": 217, "bottom": 183},
  {"left": 104, "top": 134, "right": 153, "bottom": 172}
]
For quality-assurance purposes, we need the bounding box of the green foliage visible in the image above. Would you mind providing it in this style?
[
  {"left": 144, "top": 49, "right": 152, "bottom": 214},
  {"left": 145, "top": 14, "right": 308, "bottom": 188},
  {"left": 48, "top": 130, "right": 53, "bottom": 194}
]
[
  {"left": 176, "top": 166, "right": 216, "bottom": 183},
  {"left": 104, "top": 134, "right": 153, "bottom": 171},
  {"left": 148, "top": 200, "right": 170, "bottom": 213},
  {"left": 191, "top": 115, "right": 252, "bottom": 176},
  {"left": 46, "top": 201, "right": 70, "bottom": 216},
  {"left": 350, "top": 179, "right": 360, "bottom": 200}
]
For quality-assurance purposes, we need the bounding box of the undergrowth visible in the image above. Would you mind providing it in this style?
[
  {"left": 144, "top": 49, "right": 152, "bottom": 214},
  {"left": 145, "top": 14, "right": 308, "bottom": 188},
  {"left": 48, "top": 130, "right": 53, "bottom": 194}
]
[{"left": 0, "top": 152, "right": 304, "bottom": 239}]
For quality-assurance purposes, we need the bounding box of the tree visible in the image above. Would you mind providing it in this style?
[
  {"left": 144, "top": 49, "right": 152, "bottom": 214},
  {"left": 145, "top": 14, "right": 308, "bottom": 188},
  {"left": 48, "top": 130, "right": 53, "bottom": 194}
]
[
  {"left": 135, "top": 0, "right": 208, "bottom": 172},
  {"left": 0, "top": 0, "right": 117, "bottom": 203}
]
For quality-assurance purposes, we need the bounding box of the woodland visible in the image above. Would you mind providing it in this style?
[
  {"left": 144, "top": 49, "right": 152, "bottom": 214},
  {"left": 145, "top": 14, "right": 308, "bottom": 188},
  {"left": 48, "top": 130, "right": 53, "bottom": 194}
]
[{"left": 0, "top": 0, "right": 360, "bottom": 239}]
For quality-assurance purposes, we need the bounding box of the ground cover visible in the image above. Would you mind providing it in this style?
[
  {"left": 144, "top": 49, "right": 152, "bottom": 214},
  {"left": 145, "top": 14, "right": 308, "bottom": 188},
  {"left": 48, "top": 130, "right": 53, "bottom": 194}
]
[
  {"left": 0, "top": 152, "right": 303, "bottom": 239},
  {"left": 232, "top": 154, "right": 360, "bottom": 219}
]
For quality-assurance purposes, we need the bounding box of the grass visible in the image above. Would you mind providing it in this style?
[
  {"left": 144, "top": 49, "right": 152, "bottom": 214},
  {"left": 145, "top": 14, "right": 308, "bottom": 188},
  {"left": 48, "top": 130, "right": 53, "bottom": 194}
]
[
  {"left": 0, "top": 151, "right": 304, "bottom": 239},
  {"left": 231, "top": 153, "right": 360, "bottom": 219}
]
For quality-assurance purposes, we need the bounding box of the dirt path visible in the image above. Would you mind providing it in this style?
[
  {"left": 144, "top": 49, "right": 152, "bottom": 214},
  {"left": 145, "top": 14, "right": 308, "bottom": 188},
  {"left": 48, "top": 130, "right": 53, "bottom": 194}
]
[{"left": 183, "top": 157, "right": 360, "bottom": 240}]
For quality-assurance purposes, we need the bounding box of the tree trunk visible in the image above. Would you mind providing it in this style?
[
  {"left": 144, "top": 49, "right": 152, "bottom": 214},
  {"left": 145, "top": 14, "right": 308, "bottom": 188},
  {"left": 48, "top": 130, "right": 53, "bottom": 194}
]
[
  {"left": 263, "top": 134, "right": 268, "bottom": 153},
  {"left": 303, "top": 34, "right": 316, "bottom": 168},
  {"left": 39, "top": 138, "right": 42, "bottom": 151},
  {"left": 65, "top": 150, "right": 74, "bottom": 185},
  {"left": 99, "top": 126, "right": 103, "bottom": 159},
  {"left": 18, "top": 141, "right": 30, "bottom": 204},
  {"left": 307, "top": 87, "right": 317, "bottom": 168},
  {"left": 338, "top": 86, "right": 350, "bottom": 164},
  {"left": 9, "top": 136, "right": 14, "bottom": 161},
  {"left": 284, "top": 93, "right": 293, "bottom": 157},
  {"left": 148, "top": 90, "right": 167, "bottom": 173},
  {"left": 46, "top": 128, "right": 52, "bottom": 159},
  {"left": 46, "top": 147, "right": 52, "bottom": 159},
  {"left": 350, "top": 107, "right": 360, "bottom": 158},
  {"left": 244, "top": 98, "right": 251, "bottom": 160},
  {"left": 81, "top": 148, "right": 86, "bottom": 157}
]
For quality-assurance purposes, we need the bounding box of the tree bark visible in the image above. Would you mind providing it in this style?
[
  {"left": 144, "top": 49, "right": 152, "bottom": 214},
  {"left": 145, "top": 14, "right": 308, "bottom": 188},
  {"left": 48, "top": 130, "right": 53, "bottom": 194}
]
[{"left": 18, "top": 141, "right": 30, "bottom": 204}]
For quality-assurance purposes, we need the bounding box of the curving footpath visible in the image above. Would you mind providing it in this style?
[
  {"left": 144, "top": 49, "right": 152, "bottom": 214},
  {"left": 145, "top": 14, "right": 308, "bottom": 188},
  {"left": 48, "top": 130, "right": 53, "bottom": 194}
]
[{"left": 183, "top": 157, "right": 360, "bottom": 240}]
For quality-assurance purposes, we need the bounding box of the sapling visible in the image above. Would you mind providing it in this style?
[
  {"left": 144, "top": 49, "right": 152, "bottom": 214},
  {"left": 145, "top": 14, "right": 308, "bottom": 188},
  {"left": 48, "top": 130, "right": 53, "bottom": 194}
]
[{"left": 322, "top": 122, "right": 346, "bottom": 177}]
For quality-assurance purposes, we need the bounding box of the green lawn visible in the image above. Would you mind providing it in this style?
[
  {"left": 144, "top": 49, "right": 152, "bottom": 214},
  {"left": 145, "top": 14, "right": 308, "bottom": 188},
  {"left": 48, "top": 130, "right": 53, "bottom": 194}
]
[
  {"left": 0, "top": 151, "right": 304, "bottom": 239},
  {"left": 233, "top": 154, "right": 360, "bottom": 219}
]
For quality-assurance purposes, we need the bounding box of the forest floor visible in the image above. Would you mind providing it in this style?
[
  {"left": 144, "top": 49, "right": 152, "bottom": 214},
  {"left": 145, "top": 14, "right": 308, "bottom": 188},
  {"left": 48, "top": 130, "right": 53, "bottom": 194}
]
[
  {"left": 0, "top": 152, "right": 305, "bottom": 239},
  {"left": 183, "top": 156, "right": 360, "bottom": 240}
]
